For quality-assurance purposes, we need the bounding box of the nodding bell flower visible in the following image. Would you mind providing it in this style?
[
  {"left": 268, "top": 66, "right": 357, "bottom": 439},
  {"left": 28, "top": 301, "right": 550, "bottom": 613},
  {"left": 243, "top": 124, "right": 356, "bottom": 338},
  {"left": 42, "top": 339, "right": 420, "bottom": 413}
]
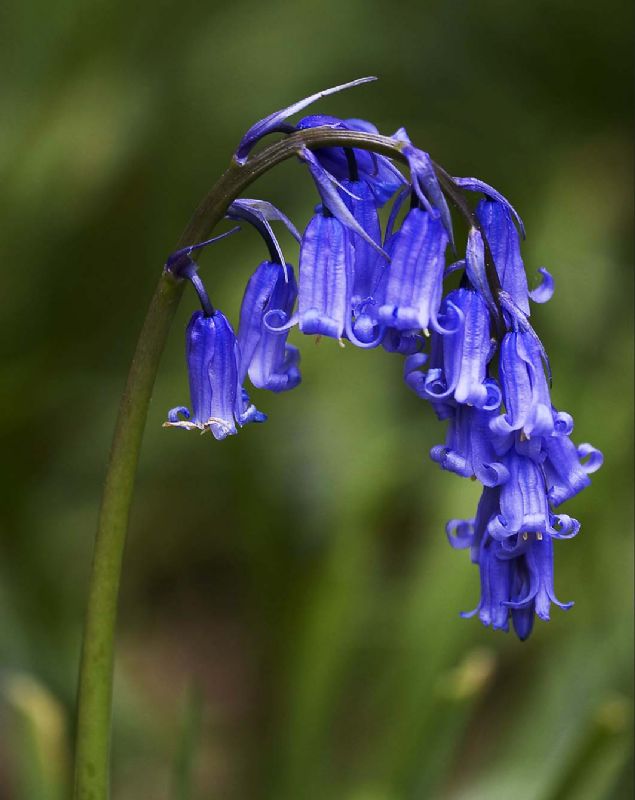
[
  {"left": 340, "top": 177, "right": 388, "bottom": 346},
  {"left": 237, "top": 260, "right": 301, "bottom": 392},
  {"left": 487, "top": 447, "right": 580, "bottom": 543},
  {"left": 490, "top": 329, "right": 554, "bottom": 439},
  {"left": 540, "top": 413, "right": 603, "bottom": 507},
  {"left": 449, "top": 487, "right": 575, "bottom": 640},
  {"left": 165, "top": 310, "right": 266, "bottom": 440},
  {"left": 372, "top": 206, "right": 449, "bottom": 333},
  {"left": 412, "top": 287, "right": 499, "bottom": 411},
  {"left": 476, "top": 198, "right": 554, "bottom": 315},
  {"left": 341, "top": 178, "right": 383, "bottom": 309},
  {"left": 297, "top": 208, "right": 351, "bottom": 340},
  {"left": 429, "top": 405, "right": 509, "bottom": 487}
]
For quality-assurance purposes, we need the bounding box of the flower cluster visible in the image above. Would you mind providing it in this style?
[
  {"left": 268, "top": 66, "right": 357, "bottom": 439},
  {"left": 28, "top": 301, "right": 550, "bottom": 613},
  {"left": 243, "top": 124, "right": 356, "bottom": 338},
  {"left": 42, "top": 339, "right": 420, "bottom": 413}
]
[{"left": 164, "top": 79, "right": 602, "bottom": 639}]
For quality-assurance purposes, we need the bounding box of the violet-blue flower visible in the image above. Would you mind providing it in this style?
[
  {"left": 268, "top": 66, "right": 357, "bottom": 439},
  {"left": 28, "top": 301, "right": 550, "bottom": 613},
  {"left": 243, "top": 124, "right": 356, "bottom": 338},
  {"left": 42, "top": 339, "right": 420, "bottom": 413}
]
[
  {"left": 165, "top": 310, "right": 266, "bottom": 440},
  {"left": 419, "top": 287, "right": 499, "bottom": 410},
  {"left": 159, "top": 79, "right": 603, "bottom": 643},
  {"left": 237, "top": 260, "right": 301, "bottom": 392},
  {"left": 490, "top": 329, "right": 554, "bottom": 439},
  {"left": 429, "top": 404, "right": 509, "bottom": 486},
  {"left": 476, "top": 198, "right": 554, "bottom": 315},
  {"left": 542, "top": 423, "right": 604, "bottom": 506},
  {"left": 487, "top": 447, "right": 580, "bottom": 542},
  {"left": 297, "top": 208, "right": 351, "bottom": 339},
  {"left": 449, "top": 488, "right": 575, "bottom": 640},
  {"left": 372, "top": 207, "right": 449, "bottom": 332}
]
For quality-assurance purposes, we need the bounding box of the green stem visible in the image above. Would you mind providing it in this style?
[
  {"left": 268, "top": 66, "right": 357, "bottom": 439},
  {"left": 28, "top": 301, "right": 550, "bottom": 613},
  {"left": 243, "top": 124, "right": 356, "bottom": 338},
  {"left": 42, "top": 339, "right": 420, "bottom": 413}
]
[{"left": 72, "top": 128, "right": 408, "bottom": 799}]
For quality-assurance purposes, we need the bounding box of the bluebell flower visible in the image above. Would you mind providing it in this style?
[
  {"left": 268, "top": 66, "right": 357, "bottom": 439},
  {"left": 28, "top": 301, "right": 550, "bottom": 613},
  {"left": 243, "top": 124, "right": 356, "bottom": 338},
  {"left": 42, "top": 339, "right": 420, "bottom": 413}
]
[
  {"left": 237, "top": 260, "right": 300, "bottom": 392},
  {"left": 541, "top": 416, "right": 603, "bottom": 506},
  {"left": 487, "top": 447, "right": 580, "bottom": 542},
  {"left": 162, "top": 80, "right": 603, "bottom": 641},
  {"left": 476, "top": 198, "right": 554, "bottom": 315},
  {"left": 165, "top": 310, "right": 266, "bottom": 440},
  {"left": 290, "top": 205, "right": 385, "bottom": 348},
  {"left": 447, "top": 488, "right": 514, "bottom": 633},
  {"left": 340, "top": 178, "right": 387, "bottom": 345},
  {"left": 296, "top": 208, "right": 351, "bottom": 339},
  {"left": 490, "top": 329, "right": 553, "bottom": 439},
  {"left": 449, "top": 488, "right": 575, "bottom": 640},
  {"left": 418, "top": 288, "right": 499, "bottom": 410},
  {"left": 341, "top": 179, "right": 383, "bottom": 309},
  {"left": 372, "top": 207, "right": 449, "bottom": 332},
  {"left": 429, "top": 404, "right": 510, "bottom": 486}
]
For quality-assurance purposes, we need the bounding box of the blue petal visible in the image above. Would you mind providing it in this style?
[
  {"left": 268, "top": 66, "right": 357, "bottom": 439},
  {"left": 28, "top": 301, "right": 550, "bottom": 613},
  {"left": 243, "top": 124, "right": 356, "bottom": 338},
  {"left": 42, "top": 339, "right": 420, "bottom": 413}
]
[
  {"left": 446, "top": 518, "right": 475, "bottom": 549},
  {"left": 529, "top": 267, "right": 555, "bottom": 304},
  {"left": 465, "top": 228, "right": 496, "bottom": 313},
  {"left": 341, "top": 179, "right": 385, "bottom": 306}
]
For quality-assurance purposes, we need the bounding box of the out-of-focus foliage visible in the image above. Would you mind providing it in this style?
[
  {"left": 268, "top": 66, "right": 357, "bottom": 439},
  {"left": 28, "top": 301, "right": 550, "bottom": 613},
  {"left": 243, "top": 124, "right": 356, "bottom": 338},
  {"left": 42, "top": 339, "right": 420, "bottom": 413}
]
[{"left": 0, "top": 1, "right": 632, "bottom": 798}]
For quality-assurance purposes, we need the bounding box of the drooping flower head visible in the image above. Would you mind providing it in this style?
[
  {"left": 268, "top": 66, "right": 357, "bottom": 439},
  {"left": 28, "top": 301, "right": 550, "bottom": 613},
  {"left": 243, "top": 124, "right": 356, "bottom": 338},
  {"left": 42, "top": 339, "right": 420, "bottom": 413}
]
[{"left": 162, "top": 80, "right": 602, "bottom": 640}]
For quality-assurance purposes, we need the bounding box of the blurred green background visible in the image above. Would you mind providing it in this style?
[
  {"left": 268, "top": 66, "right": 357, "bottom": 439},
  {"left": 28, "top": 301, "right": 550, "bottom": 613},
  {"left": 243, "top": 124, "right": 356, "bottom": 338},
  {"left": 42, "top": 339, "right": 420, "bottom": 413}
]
[{"left": 1, "top": 1, "right": 632, "bottom": 798}]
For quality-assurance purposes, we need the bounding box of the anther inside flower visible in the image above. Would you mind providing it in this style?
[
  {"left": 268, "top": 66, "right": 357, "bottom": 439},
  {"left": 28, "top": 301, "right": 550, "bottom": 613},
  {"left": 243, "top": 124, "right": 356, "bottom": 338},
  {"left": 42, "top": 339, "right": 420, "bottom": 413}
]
[{"left": 163, "top": 79, "right": 602, "bottom": 640}]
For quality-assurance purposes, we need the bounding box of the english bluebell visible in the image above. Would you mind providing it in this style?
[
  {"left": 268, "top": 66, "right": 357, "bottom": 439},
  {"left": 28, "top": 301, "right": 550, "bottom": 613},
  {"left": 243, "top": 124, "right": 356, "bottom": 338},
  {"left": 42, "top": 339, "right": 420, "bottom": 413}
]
[
  {"left": 476, "top": 198, "right": 554, "bottom": 315},
  {"left": 164, "top": 80, "right": 602, "bottom": 640},
  {"left": 296, "top": 208, "right": 351, "bottom": 340},
  {"left": 448, "top": 488, "right": 575, "bottom": 640},
  {"left": 165, "top": 310, "right": 266, "bottom": 440},
  {"left": 237, "top": 260, "right": 301, "bottom": 392},
  {"left": 490, "top": 329, "right": 554, "bottom": 439},
  {"left": 372, "top": 207, "right": 449, "bottom": 332},
  {"left": 542, "top": 423, "right": 603, "bottom": 506},
  {"left": 487, "top": 447, "right": 580, "bottom": 542}
]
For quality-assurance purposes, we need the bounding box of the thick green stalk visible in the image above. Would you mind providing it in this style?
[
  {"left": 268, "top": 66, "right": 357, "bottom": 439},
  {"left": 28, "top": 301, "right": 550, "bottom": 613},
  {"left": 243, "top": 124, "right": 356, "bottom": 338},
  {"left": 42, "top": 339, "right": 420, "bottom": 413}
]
[{"left": 72, "top": 129, "right": 408, "bottom": 799}]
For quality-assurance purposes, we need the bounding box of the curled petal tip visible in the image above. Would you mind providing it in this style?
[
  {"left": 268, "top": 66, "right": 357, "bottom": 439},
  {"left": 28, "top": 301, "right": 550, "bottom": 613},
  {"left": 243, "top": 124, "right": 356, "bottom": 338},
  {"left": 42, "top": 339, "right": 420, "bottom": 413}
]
[{"left": 529, "top": 267, "right": 555, "bottom": 304}]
